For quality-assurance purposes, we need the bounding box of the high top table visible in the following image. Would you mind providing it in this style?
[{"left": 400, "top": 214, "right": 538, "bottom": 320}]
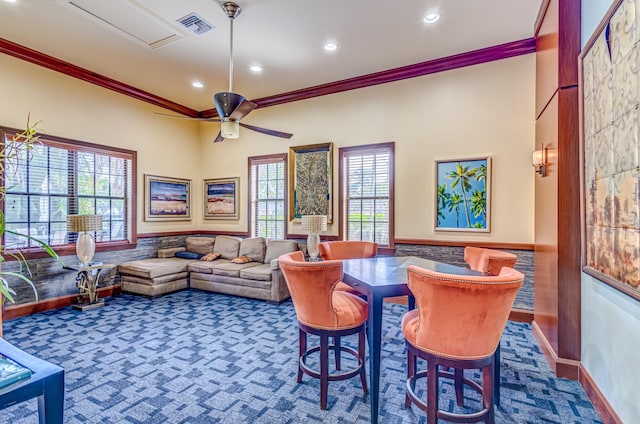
[{"left": 341, "top": 256, "right": 484, "bottom": 424}]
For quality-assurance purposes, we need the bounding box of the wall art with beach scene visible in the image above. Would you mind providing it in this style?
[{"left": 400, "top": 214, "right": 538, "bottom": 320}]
[
  {"left": 144, "top": 174, "right": 191, "bottom": 221},
  {"left": 581, "top": 0, "right": 640, "bottom": 301},
  {"left": 204, "top": 177, "right": 239, "bottom": 220},
  {"left": 435, "top": 157, "right": 491, "bottom": 232}
]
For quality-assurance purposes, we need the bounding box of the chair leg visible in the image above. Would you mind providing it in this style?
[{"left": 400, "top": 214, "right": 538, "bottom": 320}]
[
  {"left": 405, "top": 349, "right": 415, "bottom": 408},
  {"left": 297, "top": 327, "right": 306, "bottom": 383},
  {"left": 427, "top": 359, "right": 438, "bottom": 424},
  {"left": 483, "top": 363, "right": 495, "bottom": 424},
  {"left": 358, "top": 328, "right": 368, "bottom": 394},
  {"left": 335, "top": 336, "right": 342, "bottom": 370},
  {"left": 320, "top": 332, "right": 329, "bottom": 410},
  {"left": 454, "top": 368, "right": 464, "bottom": 406}
]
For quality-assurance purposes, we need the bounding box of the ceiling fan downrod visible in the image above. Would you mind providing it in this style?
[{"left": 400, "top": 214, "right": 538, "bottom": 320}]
[{"left": 222, "top": 2, "right": 241, "bottom": 93}]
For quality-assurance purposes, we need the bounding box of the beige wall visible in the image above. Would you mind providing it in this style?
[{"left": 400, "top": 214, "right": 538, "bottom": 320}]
[
  {"left": 1, "top": 51, "right": 535, "bottom": 243},
  {"left": 200, "top": 54, "right": 536, "bottom": 243}
]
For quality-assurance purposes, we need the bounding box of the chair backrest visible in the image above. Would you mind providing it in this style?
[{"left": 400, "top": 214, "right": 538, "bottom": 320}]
[
  {"left": 406, "top": 265, "right": 524, "bottom": 360},
  {"left": 318, "top": 241, "right": 378, "bottom": 260},
  {"left": 278, "top": 251, "right": 344, "bottom": 329},
  {"left": 464, "top": 246, "right": 517, "bottom": 275}
]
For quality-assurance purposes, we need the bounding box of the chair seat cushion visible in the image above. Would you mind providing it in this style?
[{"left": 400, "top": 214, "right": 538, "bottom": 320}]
[
  {"left": 332, "top": 291, "right": 368, "bottom": 329},
  {"left": 334, "top": 281, "right": 360, "bottom": 295}
]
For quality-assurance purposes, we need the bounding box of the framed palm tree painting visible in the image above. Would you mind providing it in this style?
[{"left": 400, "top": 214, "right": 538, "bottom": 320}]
[{"left": 435, "top": 157, "right": 491, "bottom": 232}]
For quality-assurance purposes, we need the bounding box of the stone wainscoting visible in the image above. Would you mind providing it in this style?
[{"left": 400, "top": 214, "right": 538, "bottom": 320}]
[{"left": 4, "top": 236, "right": 534, "bottom": 312}]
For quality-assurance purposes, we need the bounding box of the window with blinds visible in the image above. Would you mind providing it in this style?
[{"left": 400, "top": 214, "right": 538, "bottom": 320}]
[
  {"left": 2, "top": 131, "right": 134, "bottom": 249},
  {"left": 249, "top": 154, "right": 287, "bottom": 239},
  {"left": 340, "top": 143, "right": 394, "bottom": 246}
]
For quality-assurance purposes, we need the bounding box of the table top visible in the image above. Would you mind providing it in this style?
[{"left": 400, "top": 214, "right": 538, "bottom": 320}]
[
  {"left": 341, "top": 256, "right": 482, "bottom": 291},
  {"left": 63, "top": 262, "right": 116, "bottom": 272}
]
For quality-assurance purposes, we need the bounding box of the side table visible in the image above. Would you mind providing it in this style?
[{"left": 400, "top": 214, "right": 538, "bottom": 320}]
[
  {"left": 63, "top": 263, "right": 115, "bottom": 311},
  {"left": 0, "top": 339, "right": 64, "bottom": 423}
]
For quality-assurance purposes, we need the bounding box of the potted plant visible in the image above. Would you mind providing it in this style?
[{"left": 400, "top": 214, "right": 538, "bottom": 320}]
[{"left": 1, "top": 115, "right": 63, "bottom": 332}]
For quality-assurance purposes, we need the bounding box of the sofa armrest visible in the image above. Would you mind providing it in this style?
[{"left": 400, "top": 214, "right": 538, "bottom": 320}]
[
  {"left": 270, "top": 258, "right": 281, "bottom": 271},
  {"left": 270, "top": 267, "right": 291, "bottom": 302},
  {"left": 158, "top": 247, "right": 186, "bottom": 258}
]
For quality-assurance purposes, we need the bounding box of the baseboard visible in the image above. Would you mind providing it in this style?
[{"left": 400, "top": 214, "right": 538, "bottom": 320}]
[
  {"left": 4, "top": 285, "right": 122, "bottom": 320},
  {"left": 531, "top": 321, "right": 580, "bottom": 380},
  {"left": 579, "top": 364, "right": 622, "bottom": 424}
]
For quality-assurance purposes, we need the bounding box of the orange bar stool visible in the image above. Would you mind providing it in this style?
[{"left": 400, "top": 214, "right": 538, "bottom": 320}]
[
  {"left": 279, "top": 251, "right": 368, "bottom": 410},
  {"left": 464, "top": 246, "right": 517, "bottom": 275},
  {"left": 318, "top": 241, "right": 378, "bottom": 294},
  {"left": 402, "top": 265, "right": 524, "bottom": 423}
]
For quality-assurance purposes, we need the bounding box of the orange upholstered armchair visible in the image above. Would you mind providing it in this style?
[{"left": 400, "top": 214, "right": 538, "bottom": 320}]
[
  {"left": 464, "top": 246, "right": 517, "bottom": 276},
  {"left": 278, "top": 251, "right": 368, "bottom": 410},
  {"left": 402, "top": 265, "right": 524, "bottom": 423}
]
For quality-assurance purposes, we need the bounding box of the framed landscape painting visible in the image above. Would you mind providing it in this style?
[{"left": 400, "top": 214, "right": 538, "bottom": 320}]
[
  {"left": 435, "top": 157, "right": 491, "bottom": 232},
  {"left": 289, "top": 142, "right": 333, "bottom": 222},
  {"left": 204, "top": 177, "right": 239, "bottom": 220},
  {"left": 144, "top": 174, "right": 191, "bottom": 221}
]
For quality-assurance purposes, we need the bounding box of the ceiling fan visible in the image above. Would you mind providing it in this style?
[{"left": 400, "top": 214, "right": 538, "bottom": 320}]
[{"left": 156, "top": 1, "right": 293, "bottom": 143}]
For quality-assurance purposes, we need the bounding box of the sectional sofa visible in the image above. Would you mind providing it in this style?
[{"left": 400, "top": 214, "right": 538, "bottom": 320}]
[{"left": 117, "top": 236, "right": 299, "bottom": 303}]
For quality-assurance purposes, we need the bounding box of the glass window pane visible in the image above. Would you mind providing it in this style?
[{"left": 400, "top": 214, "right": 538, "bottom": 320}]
[
  {"left": 5, "top": 194, "right": 28, "bottom": 222},
  {"left": 78, "top": 172, "right": 95, "bottom": 195},
  {"left": 79, "top": 198, "right": 95, "bottom": 214},
  {"left": 50, "top": 197, "right": 68, "bottom": 222}
]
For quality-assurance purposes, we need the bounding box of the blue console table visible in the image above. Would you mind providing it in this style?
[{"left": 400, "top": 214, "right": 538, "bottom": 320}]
[{"left": 0, "top": 338, "right": 64, "bottom": 423}]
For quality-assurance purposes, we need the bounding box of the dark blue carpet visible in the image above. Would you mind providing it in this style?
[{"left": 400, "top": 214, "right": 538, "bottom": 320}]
[{"left": 1, "top": 291, "right": 601, "bottom": 423}]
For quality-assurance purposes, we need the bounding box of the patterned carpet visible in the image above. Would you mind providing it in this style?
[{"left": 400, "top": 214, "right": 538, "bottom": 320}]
[{"left": 1, "top": 291, "right": 601, "bottom": 423}]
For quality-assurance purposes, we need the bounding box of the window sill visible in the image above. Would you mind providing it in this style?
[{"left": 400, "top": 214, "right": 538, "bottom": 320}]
[{"left": 4, "top": 240, "right": 137, "bottom": 261}]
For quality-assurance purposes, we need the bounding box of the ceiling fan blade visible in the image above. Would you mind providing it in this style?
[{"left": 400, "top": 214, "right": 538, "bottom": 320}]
[
  {"left": 214, "top": 92, "right": 245, "bottom": 118},
  {"left": 239, "top": 122, "right": 293, "bottom": 139},
  {"left": 154, "top": 112, "right": 220, "bottom": 122},
  {"left": 213, "top": 131, "right": 225, "bottom": 143},
  {"left": 229, "top": 99, "right": 257, "bottom": 122}
]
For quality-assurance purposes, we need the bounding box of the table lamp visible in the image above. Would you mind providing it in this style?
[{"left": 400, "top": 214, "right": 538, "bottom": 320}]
[
  {"left": 67, "top": 214, "right": 103, "bottom": 266},
  {"left": 301, "top": 215, "right": 327, "bottom": 261}
]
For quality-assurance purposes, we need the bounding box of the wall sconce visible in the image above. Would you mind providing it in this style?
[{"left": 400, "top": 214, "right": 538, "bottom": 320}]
[{"left": 532, "top": 146, "right": 548, "bottom": 177}]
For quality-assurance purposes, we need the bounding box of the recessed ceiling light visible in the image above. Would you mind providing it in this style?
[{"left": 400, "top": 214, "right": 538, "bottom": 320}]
[
  {"left": 192, "top": 81, "right": 204, "bottom": 88},
  {"left": 423, "top": 13, "right": 440, "bottom": 24},
  {"left": 324, "top": 43, "right": 338, "bottom": 52},
  {"left": 250, "top": 64, "right": 262, "bottom": 73},
  {"left": 3, "top": 0, "right": 18, "bottom": 3}
]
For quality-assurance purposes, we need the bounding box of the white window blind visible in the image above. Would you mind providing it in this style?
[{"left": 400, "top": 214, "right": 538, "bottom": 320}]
[
  {"left": 341, "top": 144, "right": 394, "bottom": 245},
  {"left": 2, "top": 135, "right": 133, "bottom": 249},
  {"left": 249, "top": 155, "right": 286, "bottom": 239}
]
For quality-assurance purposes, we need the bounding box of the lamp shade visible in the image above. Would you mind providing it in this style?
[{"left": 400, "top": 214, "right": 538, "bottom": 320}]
[
  {"left": 301, "top": 215, "right": 327, "bottom": 233},
  {"left": 67, "top": 215, "right": 103, "bottom": 232}
]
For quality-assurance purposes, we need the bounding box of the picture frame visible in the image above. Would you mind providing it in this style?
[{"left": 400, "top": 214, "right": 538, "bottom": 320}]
[
  {"left": 203, "top": 177, "right": 240, "bottom": 220},
  {"left": 435, "top": 157, "right": 491, "bottom": 232},
  {"left": 289, "top": 142, "right": 333, "bottom": 223},
  {"left": 144, "top": 174, "right": 191, "bottom": 221},
  {"left": 580, "top": 0, "right": 640, "bottom": 301}
]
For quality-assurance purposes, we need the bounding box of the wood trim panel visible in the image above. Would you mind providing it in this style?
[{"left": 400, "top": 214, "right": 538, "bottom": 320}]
[
  {"left": 3, "top": 285, "right": 122, "bottom": 320},
  {"left": 579, "top": 364, "right": 623, "bottom": 424},
  {"left": 535, "top": 0, "right": 552, "bottom": 36},
  {"left": 137, "top": 230, "right": 250, "bottom": 238},
  {"left": 200, "top": 39, "right": 536, "bottom": 117},
  {"left": 509, "top": 308, "right": 534, "bottom": 323},
  {"left": 557, "top": 0, "right": 581, "bottom": 89},
  {"left": 532, "top": 320, "right": 580, "bottom": 380},
  {"left": 0, "top": 37, "right": 198, "bottom": 117},
  {"left": 3, "top": 241, "right": 136, "bottom": 261},
  {"left": 394, "top": 238, "right": 533, "bottom": 251}
]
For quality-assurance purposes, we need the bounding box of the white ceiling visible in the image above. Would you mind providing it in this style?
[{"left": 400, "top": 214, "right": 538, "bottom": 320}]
[{"left": 0, "top": 0, "right": 542, "bottom": 112}]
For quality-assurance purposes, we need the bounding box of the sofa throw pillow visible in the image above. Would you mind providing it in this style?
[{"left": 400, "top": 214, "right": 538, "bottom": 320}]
[
  {"left": 231, "top": 255, "right": 252, "bottom": 264},
  {"left": 175, "top": 251, "right": 204, "bottom": 260},
  {"left": 200, "top": 252, "right": 222, "bottom": 261},
  {"left": 238, "top": 237, "right": 267, "bottom": 263}
]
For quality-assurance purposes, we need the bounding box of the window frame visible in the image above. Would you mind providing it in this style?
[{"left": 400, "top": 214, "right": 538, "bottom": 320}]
[
  {"left": 247, "top": 153, "right": 288, "bottom": 239},
  {"left": 338, "top": 142, "right": 395, "bottom": 248},
  {"left": 0, "top": 126, "right": 137, "bottom": 259}
]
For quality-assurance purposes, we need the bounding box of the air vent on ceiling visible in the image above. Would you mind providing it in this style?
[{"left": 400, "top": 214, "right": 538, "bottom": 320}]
[
  {"left": 63, "top": 0, "right": 186, "bottom": 49},
  {"left": 177, "top": 13, "right": 214, "bottom": 35}
]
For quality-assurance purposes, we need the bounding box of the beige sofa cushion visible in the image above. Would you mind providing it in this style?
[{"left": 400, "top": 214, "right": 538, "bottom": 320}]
[
  {"left": 118, "top": 258, "right": 193, "bottom": 279},
  {"left": 264, "top": 240, "right": 299, "bottom": 264},
  {"left": 212, "top": 262, "right": 260, "bottom": 278},
  {"left": 185, "top": 237, "right": 216, "bottom": 255},
  {"left": 239, "top": 263, "right": 272, "bottom": 282},
  {"left": 238, "top": 237, "right": 267, "bottom": 263},
  {"left": 214, "top": 235, "right": 242, "bottom": 259},
  {"left": 121, "top": 272, "right": 188, "bottom": 286},
  {"left": 188, "top": 259, "right": 231, "bottom": 274}
]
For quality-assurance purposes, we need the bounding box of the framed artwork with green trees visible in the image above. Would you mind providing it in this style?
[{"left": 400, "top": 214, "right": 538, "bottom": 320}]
[{"left": 435, "top": 157, "right": 491, "bottom": 232}]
